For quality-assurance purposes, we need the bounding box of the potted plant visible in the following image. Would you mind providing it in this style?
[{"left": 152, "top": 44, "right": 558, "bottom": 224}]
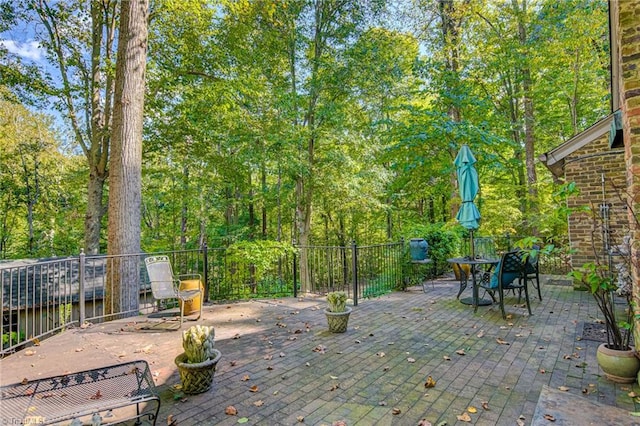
[
  {"left": 570, "top": 259, "right": 639, "bottom": 383},
  {"left": 324, "top": 291, "right": 352, "bottom": 333},
  {"left": 174, "top": 325, "right": 222, "bottom": 394}
]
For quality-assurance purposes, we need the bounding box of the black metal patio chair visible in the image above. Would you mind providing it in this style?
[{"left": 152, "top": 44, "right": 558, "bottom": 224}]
[{"left": 478, "top": 250, "right": 531, "bottom": 319}]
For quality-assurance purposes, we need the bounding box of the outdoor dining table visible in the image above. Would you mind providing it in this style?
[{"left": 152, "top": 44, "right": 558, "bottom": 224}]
[{"left": 447, "top": 257, "right": 499, "bottom": 308}]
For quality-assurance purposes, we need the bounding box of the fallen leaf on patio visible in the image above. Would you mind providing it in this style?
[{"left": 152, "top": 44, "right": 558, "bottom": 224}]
[
  {"left": 424, "top": 376, "right": 436, "bottom": 388},
  {"left": 542, "top": 414, "right": 556, "bottom": 422},
  {"left": 516, "top": 419, "right": 525, "bottom": 426},
  {"left": 24, "top": 350, "right": 36, "bottom": 356},
  {"left": 21, "top": 378, "right": 28, "bottom": 385},
  {"left": 279, "top": 352, "right": 286, "bottom": 357},
  {"left": 443, "top": 355, "right": 451, "bottom": 361},
  {"left": 499, "top": 326, "right": 508, "bottom": 330},
  {"left": 332, "top": 421, "right": 347, "bottom": 426},
  {"left": 383, "top": 366, "right": 390, "bottom": 371},
  {"left": 496, "top": 338, "right": 509, "bottom": 345},
  {"left": 37, "top": 392, "right": 55, "bottom": 399},
  {"left": 467, "top": 406, "right": 477, "bottom": 413},
  {"left": 558, "top": 386, "right": 569, "bottom": 391},
  {"left": 267, "top": 366, "right": 273, "bottom": 370},
  {"left": 355, "top": 340, "right": 361, "bottom": 344},
  {"left": 456, "top": 413, "right": 471, "bottom": 422},
  {"left": 481, "top": 401, "right": 489, "bottom": 410},
  {"left": 294, "top": 329, "right": 303, "bottom": 334},
  {"left": 135, "top": 345, "right": 153, "bottom": 354},
  {"left": 515, "top": 333, "right": 523, "bottom": 337},
  {"left": 595, "top": 318, "right": 605, "bottom": 324},
  {"left": 376, "top": 352, "right": 386, "bottom": 357},
  {"left": 89, "top": 390, "right": 102, "bottom": 400},
  {"left": 297, "top": 416, "right": 305, "bottom": 422},
  {"left": 392, "top": 408, "right": 401, "bottom": 415},
  {"left": 305, "top": 362, "right": 311, "bottom": 367},
  {"left": 330, "top": 375, "right": 339, "bottom": 380},
  {"left": 312, "top": 345, "right": 326, "bottom": 354},
  {"left": 241, "top": 375, "right": 250, "bottom": 381},
  {"left": 407, "top": 358, "right": 416, "bottom": 363},
  {"left": 455, "top": 349, "right": 466, "bottom": 356},
  {"left": 233, "top": 334, "right": 241, "bottom": 339},
  {"left": 417, "top": 420, "right": 432, "bottom": 426},
  {"left": 563, "top": 354, "right": 572, "bottom": 360},
  {"left": 630, "top": 412, "right": 640, "bottom": 417},
  {"left": 273, "top": 391, "right": 279, "bottom": 395},
  {"left": 249, "top": 385, "right": 259, "bottom": 392},
  {"left": 629, "top": 391, "right": 638, "bottom": 398},
  {"left": 328, "top": 383, "right": 340, "bottom": 391},
  {"left": 477, "top": 330, "right": 485, "bottom": 338},
  {"left": 253, "top": 400, "right": 264, "bottom": 407},
  {"left": 237, "top": 418, "right": 249, "bottom": 424},
  {"left": 264, "top": 354, "right": 273, "bottom": 360},
  {"left": 75, "top": 347, "right": 84, "bottom": 352},
  {"left": 582, "top": 388, "right": 589, "bottom": 394},
  {"left": 288, "top": 336, "right": 297, "bottom": 341},
  {"left": 378, "top": 401, "right": 387, "bottom": 406},
  {"left": 167, "top": 414, "right": 176, "bottom": 425}
]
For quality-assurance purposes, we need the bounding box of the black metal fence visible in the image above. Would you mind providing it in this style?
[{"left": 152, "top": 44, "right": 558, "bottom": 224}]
[
  {"left": 1, "top": 241, "right": 405, "bottom": 355},
  {"left": 0, "top": 236, "right": 571, "bottom": 355}
]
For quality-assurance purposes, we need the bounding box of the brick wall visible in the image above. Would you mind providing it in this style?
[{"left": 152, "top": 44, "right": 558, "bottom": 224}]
[
  {"left": 614, "top": 0, "right": 640, "bottom": 350},
  {"left": 564, "top": 135, "right": 627, "bottom": 269}
]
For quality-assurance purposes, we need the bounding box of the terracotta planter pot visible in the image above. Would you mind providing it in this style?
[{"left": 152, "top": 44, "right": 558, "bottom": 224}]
[
  {"left": 596, "top": 343, "right": 640, "bottom": 384},
  {"left": 175, "top": 349, "right": 222, "bottom": 394},
  {"left": 324, "top": 306, "right": 352, "bottom": 333}
]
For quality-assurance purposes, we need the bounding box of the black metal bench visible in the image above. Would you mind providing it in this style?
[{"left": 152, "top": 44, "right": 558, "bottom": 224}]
[{"left": 0, "top": 359, "right": 160, "bottom": 425}]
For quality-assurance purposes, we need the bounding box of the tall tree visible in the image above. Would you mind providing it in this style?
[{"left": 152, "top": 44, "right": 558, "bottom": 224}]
[
  {"left": 105, "top": 0, "right": 148, "bottom": 316},
  {"left": 20, "top": 0, "right": 117, "bottom": 254}
]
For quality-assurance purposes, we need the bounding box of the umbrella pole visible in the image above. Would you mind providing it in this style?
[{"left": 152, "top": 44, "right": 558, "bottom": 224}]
[{"left": 470, "top": 230, "right": 475, "bottom": 259}]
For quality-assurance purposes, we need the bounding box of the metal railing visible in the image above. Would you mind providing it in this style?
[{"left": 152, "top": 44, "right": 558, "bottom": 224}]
[
  {"left": 461, "top": 235, "right": 571, "bottom": 275},
  {"left": 1, "top": 241, "right": 404, "bottom": 355}
]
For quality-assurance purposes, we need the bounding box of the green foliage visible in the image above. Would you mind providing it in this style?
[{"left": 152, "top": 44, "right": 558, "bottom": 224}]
[
  {"left": 326, "top": 291, "right": 347, "bottom": 313},
  {"left": 58, "top": 303, "right": 72, "bottom": 331},
  {"left": 1, "top": 330, "right": 25, "bottom": 348},
  {"left": 403, "top": 223, "right": 461, "bottom": 274},
  {"left": 569, "top": 263, "right": 634, "bottom": 351}
]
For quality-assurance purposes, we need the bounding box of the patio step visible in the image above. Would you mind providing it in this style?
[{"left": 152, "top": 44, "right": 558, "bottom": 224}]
[{"left": 531, "top": 384, "right": 640, "bottom": 425}]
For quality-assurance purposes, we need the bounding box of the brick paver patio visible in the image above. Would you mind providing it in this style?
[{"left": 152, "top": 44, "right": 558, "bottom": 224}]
[{"left": 2, "top": 275, "right": 640, "bottom": 425}]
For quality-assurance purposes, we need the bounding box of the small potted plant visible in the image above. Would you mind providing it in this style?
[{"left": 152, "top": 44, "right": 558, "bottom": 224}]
[
  {"left": 570, "top": 259, "right": 639, "bottom": 383},
  {"left": 174, "top": 325, "right": 222, "bottom": 394},
  {"left": 324, "top": 291, "right": 352, "bottom": 333}
]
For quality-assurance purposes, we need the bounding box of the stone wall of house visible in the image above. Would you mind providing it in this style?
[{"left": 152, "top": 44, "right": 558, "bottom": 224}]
[
  {"left": 615, "top": 0, "right": 640, "bottom": 353},
  {"left": 564, "top": 135, "right": 627, "bottom": 269}
]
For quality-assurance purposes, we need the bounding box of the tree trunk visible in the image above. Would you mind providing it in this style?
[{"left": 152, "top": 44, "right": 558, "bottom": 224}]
[
  {"left": 105, "top": 0, "right": 148, "bottom": 317},
  {"left": 439, "top": 0, "right": 464, "bottom": 220},
  {"left": 514, "top": 0, "right": 538, "bottom": 233}
]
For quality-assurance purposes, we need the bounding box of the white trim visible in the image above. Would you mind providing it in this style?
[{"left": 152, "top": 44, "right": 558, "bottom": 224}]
[{"left": 540, "top": 113, "right": 616, "bottom": 168}]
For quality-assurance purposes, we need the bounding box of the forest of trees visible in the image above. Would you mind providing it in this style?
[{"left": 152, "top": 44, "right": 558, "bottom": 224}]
[{"left": 0, "top": 0, "right": 610, "bottom": 260}]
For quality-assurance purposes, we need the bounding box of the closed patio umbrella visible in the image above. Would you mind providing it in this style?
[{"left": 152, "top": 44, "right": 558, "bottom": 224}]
[{"left": 454, "top": 144, "right": 480, "bottom": 258}]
